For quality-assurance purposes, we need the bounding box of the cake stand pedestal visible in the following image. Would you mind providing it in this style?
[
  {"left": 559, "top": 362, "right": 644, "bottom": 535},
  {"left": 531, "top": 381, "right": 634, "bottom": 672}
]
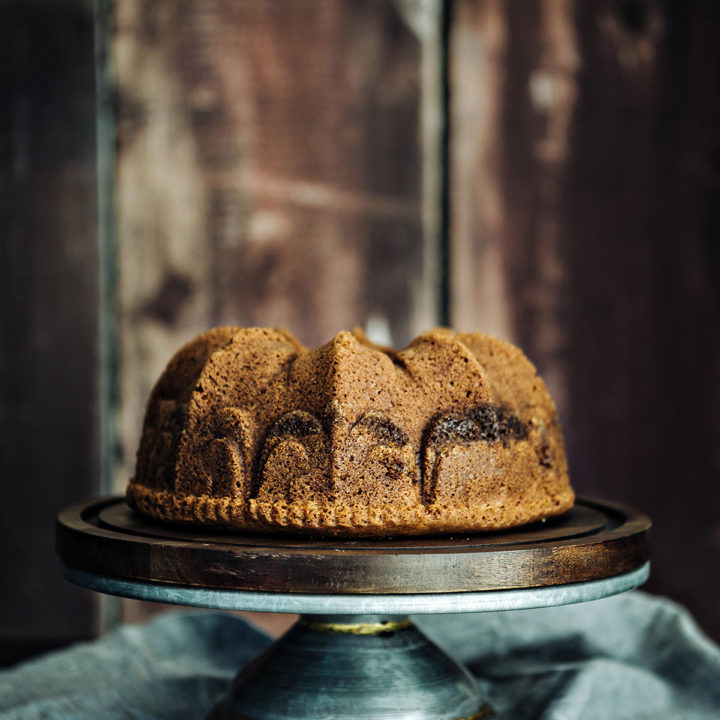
[{"left": 57, "top": 497, "right": 650, "bottom": 720}]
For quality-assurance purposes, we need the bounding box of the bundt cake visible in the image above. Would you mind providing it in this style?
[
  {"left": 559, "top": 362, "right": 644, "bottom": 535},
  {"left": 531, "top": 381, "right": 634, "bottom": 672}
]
[{"left": 127, "top": 327, "right": 574, "bottom": 536}]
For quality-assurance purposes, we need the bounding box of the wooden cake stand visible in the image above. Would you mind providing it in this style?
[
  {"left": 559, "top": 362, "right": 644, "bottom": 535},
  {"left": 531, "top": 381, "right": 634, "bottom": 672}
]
[{"left": 57, "top": 497, "right": 650, "bottom": 720}]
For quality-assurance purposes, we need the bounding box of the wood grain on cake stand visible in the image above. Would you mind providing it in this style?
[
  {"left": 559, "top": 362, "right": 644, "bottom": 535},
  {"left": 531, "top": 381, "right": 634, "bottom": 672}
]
[
  {"left": 57, "top": 496, "right": 649, "bottom": 596},
  {"left": 56, "top": 497, "right": 650, "bottom": 720}
]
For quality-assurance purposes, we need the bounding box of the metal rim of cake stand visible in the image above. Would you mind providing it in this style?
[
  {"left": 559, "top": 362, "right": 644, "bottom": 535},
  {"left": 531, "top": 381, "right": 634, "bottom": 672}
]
[{"left": 61, "top": 560, "right": 649, "bottom": 614}]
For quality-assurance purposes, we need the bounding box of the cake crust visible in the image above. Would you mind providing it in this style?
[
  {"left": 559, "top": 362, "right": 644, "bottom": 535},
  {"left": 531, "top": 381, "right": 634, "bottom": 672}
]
[{"left": 127, "top": 327, "right": 574, "bottom": 536}]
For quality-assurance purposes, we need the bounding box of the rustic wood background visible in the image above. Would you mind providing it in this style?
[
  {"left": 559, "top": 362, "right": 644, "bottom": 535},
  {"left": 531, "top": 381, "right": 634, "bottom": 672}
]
[
  {"left": 0, "top": 0, "right": 99, "bottom": 664},
  {"left": 2, "top": 0, "right": 719, "bottom": 660}
]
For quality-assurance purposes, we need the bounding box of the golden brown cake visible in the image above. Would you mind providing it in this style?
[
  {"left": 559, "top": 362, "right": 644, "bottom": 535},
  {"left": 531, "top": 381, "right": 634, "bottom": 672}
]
[{"left": 127, "top": 327, "right": 574, "bottom": 536}]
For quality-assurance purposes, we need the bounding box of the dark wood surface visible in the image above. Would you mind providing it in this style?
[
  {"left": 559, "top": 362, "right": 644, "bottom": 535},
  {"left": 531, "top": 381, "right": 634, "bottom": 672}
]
[
  {"left": 0, "top": 0, "right": 98, "bottom": 644},
  {"left": 57, "top": 497, "right": 650, "bottom": 594}
]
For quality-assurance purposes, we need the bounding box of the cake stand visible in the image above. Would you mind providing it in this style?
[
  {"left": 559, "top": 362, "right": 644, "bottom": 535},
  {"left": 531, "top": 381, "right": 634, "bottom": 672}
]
[{"left": 57, "top": 497, "right": 650, "bottom": 720}]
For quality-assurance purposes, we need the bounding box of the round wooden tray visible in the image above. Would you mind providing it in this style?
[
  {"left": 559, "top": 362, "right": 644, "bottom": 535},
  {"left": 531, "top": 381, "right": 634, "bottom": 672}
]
[{"left": 57, "top": 496, "right": 650, "bottom": 596}]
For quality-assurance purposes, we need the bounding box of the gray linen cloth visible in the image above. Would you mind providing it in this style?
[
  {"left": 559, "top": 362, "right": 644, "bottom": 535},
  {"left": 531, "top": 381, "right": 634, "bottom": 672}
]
[{"left": 0, "top": 591, "right": 718, "bottom": 719}]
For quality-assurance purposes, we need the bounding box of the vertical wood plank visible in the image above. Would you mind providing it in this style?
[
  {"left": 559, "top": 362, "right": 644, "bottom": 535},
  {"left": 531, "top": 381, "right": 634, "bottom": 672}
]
[
  {"left": 450, "top": 0, "right": 720, "bottom": 641},
  {"left": 560, "top": 0, "right": 720, "bottom": 641},
  {"left": 449, "top": 0, "right": 512, "bottom": 340},
  {"left": 0, "top": 0, "right": 99, "bottom": 658},
  {"left": 110, "top": 0, "right": 440, "bottom": 624}
]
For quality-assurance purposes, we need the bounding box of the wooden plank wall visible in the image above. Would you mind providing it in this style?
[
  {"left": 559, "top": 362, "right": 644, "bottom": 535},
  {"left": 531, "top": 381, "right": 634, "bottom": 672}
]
[
  {"left": 0, "top": 0, "right": 98, "bottom": 663},
  {"left": 449, "top": 0, "right": 720, "bottom": 640},
  {"left": 2, "top": 0, "right": 719, "bottom": 655}
]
